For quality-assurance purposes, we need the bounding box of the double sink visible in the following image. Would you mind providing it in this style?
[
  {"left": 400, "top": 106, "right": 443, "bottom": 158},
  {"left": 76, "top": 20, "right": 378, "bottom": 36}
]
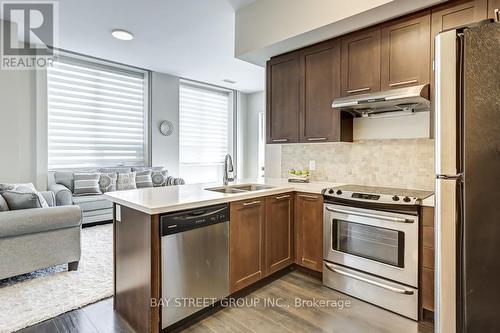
[{"left": 205, "top": 184, "right": 275, "bottom": 194}]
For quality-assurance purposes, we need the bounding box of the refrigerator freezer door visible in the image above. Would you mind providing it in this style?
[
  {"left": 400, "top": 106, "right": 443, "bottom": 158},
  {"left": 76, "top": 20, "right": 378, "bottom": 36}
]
[
  {"left": 435, "top": 178, "right": 457, "bottom": 333},
  {"left": 435, "top": 29, "right": 459, "bottom": 177},
  {"left": 461, "top": 22, "right": 500, "bottom": 332}
]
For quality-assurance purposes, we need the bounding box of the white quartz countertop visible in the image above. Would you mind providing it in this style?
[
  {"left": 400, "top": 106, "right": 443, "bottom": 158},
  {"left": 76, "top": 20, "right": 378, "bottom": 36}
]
[{"left": 104, "top": 178, "right": 434, "bottom": 215}]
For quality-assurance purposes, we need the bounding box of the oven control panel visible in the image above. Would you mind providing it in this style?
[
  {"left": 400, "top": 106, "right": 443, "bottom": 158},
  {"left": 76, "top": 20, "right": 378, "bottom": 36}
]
[
  {"left": 322, "top": 185, "right": 426, "bottom": 206},
  {"left": 352, "top": 193, "right": 380, "bottom": 201}
]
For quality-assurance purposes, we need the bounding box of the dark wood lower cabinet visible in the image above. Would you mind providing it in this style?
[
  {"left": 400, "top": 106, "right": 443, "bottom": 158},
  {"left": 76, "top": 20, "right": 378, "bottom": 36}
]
[
  {"left": 265, "top": 193, "right": 295, "bottom": 275},
  {"left": 295, "top": 193, "right": 324, "bottom": 272},
  {"left": 230, "top": 198, "right": 266, "bottom": 293},
  {"left": 419, "top": 206, "right": 435, "bottom": 320},
  {"left": 113, "top": 205, "right": 160, "bottom": 333}
]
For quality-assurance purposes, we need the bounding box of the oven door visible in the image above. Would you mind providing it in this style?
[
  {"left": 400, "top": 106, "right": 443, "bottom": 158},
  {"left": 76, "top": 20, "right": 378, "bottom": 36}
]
[{"left": 323, "top": 203, "right": 418, "bottom": 287}]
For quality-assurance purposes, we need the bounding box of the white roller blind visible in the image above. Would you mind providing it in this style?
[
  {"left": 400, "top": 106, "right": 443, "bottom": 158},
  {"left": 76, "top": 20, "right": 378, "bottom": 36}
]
[
  {"left": 47, "top": 57, "right": 147, "bottom": 169},
  {"left": 179, "top": 83, "right": 232, "bottom": 183}
]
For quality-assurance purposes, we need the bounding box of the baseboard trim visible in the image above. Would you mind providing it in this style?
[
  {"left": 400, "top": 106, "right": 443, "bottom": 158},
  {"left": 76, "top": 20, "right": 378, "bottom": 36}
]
[{"left": 82, "top": 220, "right": 113, "bottom": 228}]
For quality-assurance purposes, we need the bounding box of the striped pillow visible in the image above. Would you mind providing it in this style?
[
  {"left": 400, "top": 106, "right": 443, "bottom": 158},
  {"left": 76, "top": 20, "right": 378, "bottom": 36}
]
[
  {"left": 136, "top": 170, "right": 153, "bottom": 188},
  {"left": 73, "top": 173, "right": 102, "bottom": 196}
]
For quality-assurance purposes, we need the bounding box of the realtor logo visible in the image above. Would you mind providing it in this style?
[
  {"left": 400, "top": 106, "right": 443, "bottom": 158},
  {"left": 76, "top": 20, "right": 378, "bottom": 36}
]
[{"left": 1, "top": 1, "right": 58, "bottom": 69}]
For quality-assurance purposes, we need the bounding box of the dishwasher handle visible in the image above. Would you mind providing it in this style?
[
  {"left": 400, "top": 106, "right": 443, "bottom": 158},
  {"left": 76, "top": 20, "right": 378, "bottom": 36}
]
[{"left": 161, "top": 203, "right": 229, "bottom": 236}]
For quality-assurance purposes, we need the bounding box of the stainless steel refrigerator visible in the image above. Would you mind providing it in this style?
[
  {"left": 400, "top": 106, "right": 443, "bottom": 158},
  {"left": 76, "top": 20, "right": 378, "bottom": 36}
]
[{"left": 435, "top": 21, "right": 500, "bottom": 333}]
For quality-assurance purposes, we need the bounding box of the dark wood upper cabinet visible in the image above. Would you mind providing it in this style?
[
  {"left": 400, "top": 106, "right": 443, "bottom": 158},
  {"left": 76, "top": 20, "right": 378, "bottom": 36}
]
[
  {"left": 299, "top": 41, "right": 352, "bottom": 143},
  {"left": 265, "top": 193, "right": 294, "bottom": 275},
  {"left": 381, "top": 11, "right": 431, "bottom": 90},
  {"left": 266, "top": 52, "right": 300, "bottom": 144},
  {"left": 429, "top": 0, "right": 488, "bottom": 138},
  {"left": 295, "top": 193, "right": 323, "bottom": 272},
  {"left": 431, "top": 0, "right": 488, "bottom": 63},
  {"left": 230, "top": 199, "right": 266, "bottom": 293},
  {"left": 340, "top": 28, "right": 381, "bottom": 96},
  {"left": 431, "top": 0, "right": 487, "bottom": 38},
  {"left": 488, "top": 0, "right": 500, "bottom": 18}
]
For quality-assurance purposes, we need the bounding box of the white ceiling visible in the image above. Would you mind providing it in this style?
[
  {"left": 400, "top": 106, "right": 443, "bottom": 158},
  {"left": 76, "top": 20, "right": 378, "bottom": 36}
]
[
  {"left": 5, "top": 0, "right": 265, "bottom": 92},
  {"left": 226, "top": 0, "right": 257, "bottom": 10}
]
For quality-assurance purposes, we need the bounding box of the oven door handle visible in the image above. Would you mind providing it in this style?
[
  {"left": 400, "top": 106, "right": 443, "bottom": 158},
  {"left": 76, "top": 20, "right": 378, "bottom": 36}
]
[
  {"left": 325, "top": 207, "right": 414, "bottom": 223},
  {"left": 324, "top": 262, "right": 415, "bottom": 295}
]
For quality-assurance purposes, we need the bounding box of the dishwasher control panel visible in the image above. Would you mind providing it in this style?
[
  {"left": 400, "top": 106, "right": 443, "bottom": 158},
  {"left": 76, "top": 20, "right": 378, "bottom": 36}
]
[{"left": 160, "top": 203, "right": 229, "bottom": 236}]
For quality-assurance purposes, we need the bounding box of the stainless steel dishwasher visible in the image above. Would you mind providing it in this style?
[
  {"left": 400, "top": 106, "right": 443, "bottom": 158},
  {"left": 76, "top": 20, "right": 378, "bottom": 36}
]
[{"left": 161, "top": 203, "right": 229, "bottom": 329}]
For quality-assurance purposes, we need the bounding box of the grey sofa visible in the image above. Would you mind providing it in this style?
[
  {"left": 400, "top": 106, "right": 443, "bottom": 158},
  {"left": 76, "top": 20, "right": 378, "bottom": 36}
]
[
  {"left": 0, "top": 191, "right": 82, "bottom": 280},
  {"left": 48, "top": 167, "right": 184, "bottom": 225}
]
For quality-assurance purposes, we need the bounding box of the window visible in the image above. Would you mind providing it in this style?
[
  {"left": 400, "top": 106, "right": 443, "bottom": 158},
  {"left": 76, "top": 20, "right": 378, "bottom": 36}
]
[
  {"left": 179, "top": 81, "right": 235, "bottom": 184},
  {"left": 47, "top": 56, "right": 148, "bottom": 169}
]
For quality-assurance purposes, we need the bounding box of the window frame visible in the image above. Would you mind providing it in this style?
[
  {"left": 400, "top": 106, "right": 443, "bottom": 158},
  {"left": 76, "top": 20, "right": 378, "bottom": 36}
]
[
  {"left": 45, "top": 50, "right": 151, "bottom": 170},
  {"left": 178, "top": 79, "right": 237, "bottom": 184}
]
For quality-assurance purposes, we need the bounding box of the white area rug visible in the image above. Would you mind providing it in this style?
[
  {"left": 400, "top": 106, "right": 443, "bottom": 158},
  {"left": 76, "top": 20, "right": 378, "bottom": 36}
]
[{"left": 0, "top": 224, "right": 113, "bottom": 333}]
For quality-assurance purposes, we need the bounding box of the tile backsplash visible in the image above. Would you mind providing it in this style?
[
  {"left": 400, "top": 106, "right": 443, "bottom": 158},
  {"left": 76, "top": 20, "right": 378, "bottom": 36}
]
[{"left": 280, "top": 139, "right": 435, "bottom": 191}]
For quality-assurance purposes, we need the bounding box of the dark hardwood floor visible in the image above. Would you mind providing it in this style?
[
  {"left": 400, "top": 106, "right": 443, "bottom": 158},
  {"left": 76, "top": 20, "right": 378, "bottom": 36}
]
[
  {"left": 17, "top": 298, "right": 134, "bottom": 333},
  {"left": 17, "top": 270, "right": 434, "bottom": 333}
]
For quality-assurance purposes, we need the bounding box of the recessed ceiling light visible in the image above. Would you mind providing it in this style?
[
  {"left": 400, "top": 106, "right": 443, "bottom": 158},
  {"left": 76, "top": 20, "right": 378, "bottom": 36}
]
[
  {"left": 111, "top": 29, "right": 134, "bottom": 41},
  {"left": 223, "top": 79, "right": 237, "bottom": 84}
]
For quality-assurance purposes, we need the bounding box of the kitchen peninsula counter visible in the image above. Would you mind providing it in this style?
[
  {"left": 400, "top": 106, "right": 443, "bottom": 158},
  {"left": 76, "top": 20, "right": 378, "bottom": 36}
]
[
  {"left": 104, "top": 178, "right": 434, "bottom": 333},
  {"left": 104, "top": 178, "right": 434, "bottom": 215}
]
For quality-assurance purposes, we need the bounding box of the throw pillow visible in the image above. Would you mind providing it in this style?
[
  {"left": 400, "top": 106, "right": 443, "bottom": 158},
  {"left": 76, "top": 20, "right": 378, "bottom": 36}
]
[
  {"left": 151, "top": 170, "right": 169, "bottom": 187},
  {"left": 0, "top": 183, "right": 49, "bottom": 208},
  {"left": 73, "top": 173, "right": 102, "bottom": 196},
  {"left": 99, "top": 173, "right": 117, "bottom": 193},
  {"left": 0, "top": 194, "right": 9, "bottom": 211},
  {"left": 117, "top": 172, "right": 137, "bottom": 191},
  {"left": 53, "top": 171, "right": 75, "bottom": 192},
  {"left": 167, "top": 176, "right": 185, "bottom": 186},
  {"left": 136, "top": 170, "right": 153, "bottom": 188},
  {"left": 98, "top": 167, "right": 132, "bottom": 174},
  {"left": 132, "top": 166, "right": 166, "bottom": 172},
  {"left": 2, "top": 191, "right": 42, "bottom": 210}
]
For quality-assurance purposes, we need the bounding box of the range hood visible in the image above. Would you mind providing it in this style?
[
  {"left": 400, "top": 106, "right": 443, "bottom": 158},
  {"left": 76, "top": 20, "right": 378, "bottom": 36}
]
[{"left": 332, "top": 84, "right": 430, "bottom": 118}]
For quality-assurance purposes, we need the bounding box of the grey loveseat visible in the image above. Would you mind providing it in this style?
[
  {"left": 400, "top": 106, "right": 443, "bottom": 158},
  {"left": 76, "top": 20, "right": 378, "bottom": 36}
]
[
  {"left": 48, "top": 167, "right": 184, "bottom": 225},
  {"left": 0, "top": 191, "right": 82, "bottom": 280}
]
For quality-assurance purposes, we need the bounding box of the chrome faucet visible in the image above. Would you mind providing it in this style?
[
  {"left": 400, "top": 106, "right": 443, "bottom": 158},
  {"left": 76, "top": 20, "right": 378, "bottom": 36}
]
[{"left": 223, "top": 154, "right": 236, "bottom": 185}]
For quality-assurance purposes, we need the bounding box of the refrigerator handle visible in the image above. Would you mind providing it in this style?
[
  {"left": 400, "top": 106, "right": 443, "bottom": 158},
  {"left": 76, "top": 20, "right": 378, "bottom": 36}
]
[
  {"left": 437, "top": 174, "right": 463, "bottom": 180},
  {"left": 434, "top": 30, "right": 459, "bottom": 176}
]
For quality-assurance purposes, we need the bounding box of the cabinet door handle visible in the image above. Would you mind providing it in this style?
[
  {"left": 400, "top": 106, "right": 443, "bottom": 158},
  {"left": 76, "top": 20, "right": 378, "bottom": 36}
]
[
  {"left": 307, "top": 137, "right": 327, "bottom": 141},
  {"left": 495, "top": 8, "right": 499, "bottom": 22},
  {"left": 275, "top": 195, "right": 290, "bottom": 200},
  {"left": 347, "top": 87, "right": 370, "bottom": 94},
  {"left": 389, "top": 79, "right": 418, "bottom": 87},
  {"left": 242, "top": 201, "right": 261, "bottom": 207},
  {"left": 272, "top": 138, "right": 288, "bottom": 143},
  {"left": 298, "top": 194, "right": 319, "bottom": 200}
]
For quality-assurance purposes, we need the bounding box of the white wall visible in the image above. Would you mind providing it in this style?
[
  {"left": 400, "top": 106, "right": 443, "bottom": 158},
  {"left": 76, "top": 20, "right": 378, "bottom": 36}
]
[
  {"left": 151, "top": 72, "right": 180, "bottom": 176},
  {"left": 235, "top": 0, "right": 445, "bottom": 66},
  {"left": 239, "top": 91, "right": 282, "bottom": 179},
  {"left": 0, "top": 68, "right": 37, "bottom": 184},
  {"left": 242, "top": 91, "right": 264, "bottom": 179},
  {"left": 0, "top": 21, "right": 38, "bottom": 185}
]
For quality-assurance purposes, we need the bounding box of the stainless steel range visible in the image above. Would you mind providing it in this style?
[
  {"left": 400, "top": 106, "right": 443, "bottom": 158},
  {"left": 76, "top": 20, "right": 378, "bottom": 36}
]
[{"left": 322, "top": 185, "right": 433, "bottom": 320}]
